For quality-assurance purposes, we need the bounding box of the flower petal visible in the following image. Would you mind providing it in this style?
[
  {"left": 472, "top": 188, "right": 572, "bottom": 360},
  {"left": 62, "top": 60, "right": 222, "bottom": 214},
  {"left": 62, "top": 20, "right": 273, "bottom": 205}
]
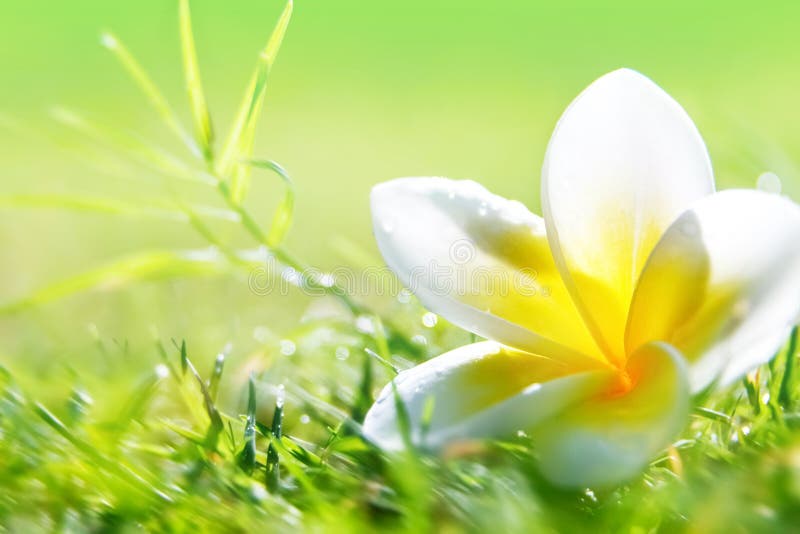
[
  {"left": 531, "top": 342, "right": 690, "bottom": 488},
  {"left": 362, "top": 341, "right": 610, "bottom": 451},
  {"left": 542, "top": 68, "right": 714, "bottom": 362},
  {"left": 372, "top": 177, "right": 604, "bottom": 362},
  {"left": 626, "top": 189, "right": 800, "bottom": 391}
]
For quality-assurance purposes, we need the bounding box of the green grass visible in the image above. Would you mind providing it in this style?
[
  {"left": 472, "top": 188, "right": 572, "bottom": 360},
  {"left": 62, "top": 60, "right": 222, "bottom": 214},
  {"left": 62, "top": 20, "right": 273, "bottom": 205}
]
[
  {"left": 2, "top": 317, "right": 800, "bottom": 531},
  {"left": 2, "top": 2, "right": 800, "bottom": 532}
]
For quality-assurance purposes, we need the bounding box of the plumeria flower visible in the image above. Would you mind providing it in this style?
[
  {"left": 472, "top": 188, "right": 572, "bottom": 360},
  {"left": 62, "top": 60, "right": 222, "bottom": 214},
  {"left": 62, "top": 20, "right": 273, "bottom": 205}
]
[{"left": 362, "top": 68, "right": 800, "bottom": 487}]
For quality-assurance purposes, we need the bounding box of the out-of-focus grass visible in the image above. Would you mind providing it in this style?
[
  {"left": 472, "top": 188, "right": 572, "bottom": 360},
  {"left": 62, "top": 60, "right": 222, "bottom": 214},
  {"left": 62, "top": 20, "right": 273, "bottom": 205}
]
[
  {"left": 2, "top": 315, "right": 800, "bottom": 531},
  {"left": 1, "top": 1, "right": 800, "bottom": 531}
]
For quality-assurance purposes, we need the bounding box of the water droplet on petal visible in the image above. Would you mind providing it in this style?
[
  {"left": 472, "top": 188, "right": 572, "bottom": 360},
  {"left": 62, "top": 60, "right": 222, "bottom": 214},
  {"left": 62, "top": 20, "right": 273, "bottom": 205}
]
[
  {"left": 757, "top": 171, "right": 782, "bottom": 194},
  {"left": 680, "top": 218, "right": 699, "bottom": 237},
  {"left": 523, "top": 383, "right": 542, "bottom": 395}
]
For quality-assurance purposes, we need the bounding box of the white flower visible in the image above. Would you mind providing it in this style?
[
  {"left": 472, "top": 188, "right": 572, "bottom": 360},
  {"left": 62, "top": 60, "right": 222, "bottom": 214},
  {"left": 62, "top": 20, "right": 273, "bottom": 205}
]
[{"left": 363, "top": 68, "right": 800, "bottom": 487}]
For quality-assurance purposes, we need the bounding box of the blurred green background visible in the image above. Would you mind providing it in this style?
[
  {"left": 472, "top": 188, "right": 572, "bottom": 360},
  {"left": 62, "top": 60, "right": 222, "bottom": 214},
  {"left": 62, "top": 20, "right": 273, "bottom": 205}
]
[{"left": 2, "top": 0, "right": 800, "bottom": 367}]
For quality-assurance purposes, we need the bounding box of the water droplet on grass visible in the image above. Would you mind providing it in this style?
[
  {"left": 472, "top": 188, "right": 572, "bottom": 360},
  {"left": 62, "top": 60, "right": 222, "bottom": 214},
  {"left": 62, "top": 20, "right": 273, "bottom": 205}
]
[
  {"left": 335, "top": 346, "right": 350, "bottom": 360},
  {"left": 155, "top": 364, "right": 169, "bottom": 379},
  {"left": 411, "top": 334, "right": 427, "bottom": 346},
  {"left": 422, "top": 312, "right": 438, "bottom": 328},
  {"left": 279, "top": 339, "right": 296, "bottom": 356},
  {"left": 276, "top": 384, "right": 286, "bottom": 408}
]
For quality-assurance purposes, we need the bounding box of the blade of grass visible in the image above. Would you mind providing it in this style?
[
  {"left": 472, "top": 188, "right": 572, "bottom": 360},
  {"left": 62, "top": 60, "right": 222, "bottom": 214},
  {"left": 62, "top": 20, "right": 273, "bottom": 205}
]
[
  {"left": 180, "top": 343, "right": 225, "bottom": 449},
  {"left": 0, "top": 249, "right": 229, "bottom": 315},
  {"left": 208, "top": 353, "right": 226, "bottom": 402},
  {"left": 778, "top": 326, "right": 798, "bottom": 408},
  {"left": 51, "top": 107, "right": 215, "bottom": 186},
  {"left": 108, "top": 366, "right": 168, "bottom": 439},
  {"left": 266, "top": 394, "right": 284, "bottom": 492},
  {"left": 216, "top": 0, "right": 293, "bottom": 202},
  {"left": 100, "top": 32, "right": 199, "bottom": 158},
  {"left": 179, "top": 0, "right": 214, "bottom": 163},
  {"left": 0, "top": 193, "right": 239, "bottom": 223},
  {"left": 237, "top": 374, "right": 257, "bottom": 474},
  {"left": 247, "top": 159, "right": 295, "bottom": 247},
  {"left": 34, "top": 402, "right": 171, "bottom": 502}
]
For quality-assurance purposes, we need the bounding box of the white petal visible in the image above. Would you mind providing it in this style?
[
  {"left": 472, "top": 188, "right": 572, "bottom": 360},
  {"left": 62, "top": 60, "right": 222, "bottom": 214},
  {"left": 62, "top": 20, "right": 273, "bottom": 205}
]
[
  {"left": 531, "top": 342, "right": 690, "bottom": 488},
  {"left": 362, "top": 341, "right": 610, "bottom": 451},
  {"left": 627, "top": 189, "right": 800, "bottom": 391},
  {"left": 542, "top": 68, "right": 714, "bottom": 362},
  {"left": 372, "top": 177, "right": 603, "bottom": 362}
]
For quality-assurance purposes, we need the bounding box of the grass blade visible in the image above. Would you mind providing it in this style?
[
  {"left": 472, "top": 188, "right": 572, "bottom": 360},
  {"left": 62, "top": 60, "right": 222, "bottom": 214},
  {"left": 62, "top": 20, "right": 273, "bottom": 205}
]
[
  {"left": 51, "top": 107, "right": 215, "bottom": 186},
  {"left": 179, "top": 0, "right": 214, "bottom": 162},
  {"left": 34, "top": 402, "right": 171, "bottom": 502},
  {"left": 208, "top": 353, "right": 225, "bottom": 402},
  {"left": 237, "top": 374, "right": 257, "bottom": 474},
  {"left": 779, "top": 326, "right": 799, "bottom": 408},
  {"left": 180, "top": 342, "right": 225, "bottom": 449},
  {"left": 216, "top": 0, "right": 293, "bottom": 202},
  {"left": 0, "top": 193, "right": 240, "bottom": 223},
  {"left": 0, "top": 249, "right": 229, "bottom": 315},
  {"left": 100, "top": 31, "right": 199, "bottom": 158},
  {"left": 247, "top": 159, "right": 295, "bottom": 247},
  {"left": 266, "top": 393, "right": 284, "bottom": 492}
]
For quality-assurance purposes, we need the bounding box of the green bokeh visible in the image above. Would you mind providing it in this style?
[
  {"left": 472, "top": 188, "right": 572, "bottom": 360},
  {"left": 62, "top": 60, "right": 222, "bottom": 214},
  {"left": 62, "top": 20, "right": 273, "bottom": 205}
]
[{"left": 1, "top": 0, "right": 799, "bottom": 352}]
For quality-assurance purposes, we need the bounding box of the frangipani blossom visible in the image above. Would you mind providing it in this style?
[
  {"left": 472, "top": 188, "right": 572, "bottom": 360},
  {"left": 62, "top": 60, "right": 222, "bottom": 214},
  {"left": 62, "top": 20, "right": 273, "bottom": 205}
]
[{"left": 363, "top": 68, "right": 800, "bottom": 487}]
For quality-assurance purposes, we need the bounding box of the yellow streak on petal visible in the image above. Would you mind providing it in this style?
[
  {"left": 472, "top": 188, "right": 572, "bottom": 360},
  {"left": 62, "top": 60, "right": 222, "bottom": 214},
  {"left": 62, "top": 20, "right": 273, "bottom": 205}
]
[
  {"left": 457, "top": 345, "right": 600, "bottom": 415},
  {"left": 458, "top": 219, "right": 606, "bottom": 363},
  {"left": 530, "top": 342, "right": 690, "bottom": 487}
]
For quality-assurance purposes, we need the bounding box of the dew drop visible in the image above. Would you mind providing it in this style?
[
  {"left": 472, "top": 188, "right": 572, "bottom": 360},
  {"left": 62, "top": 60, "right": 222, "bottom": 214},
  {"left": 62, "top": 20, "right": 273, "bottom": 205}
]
[
  {"left": 250, "top": 483, "right": 268, "bottom": 501},
  {"left": 422, "top": 312, "right": 438, "bottom": 328},
  {"left": 540, "top": 286, "right": 551, "bottom": 298},
  {"left": 279, "top": 339, "right": 296, "bottom": 356},
  {"left": 275, "top": 384, "right": 286, "bottom": 408},
  {"left": 355, "top": 315, "right": 375, "bottom": 334},
  {"left": 281, "top": 267, "right": 302, "bottom": 287},
  {"left": 100, "top": 33, "right": 118, "bottom": 49},
  {"left": 756, "top": 171, "right": 782, "bottom": 194},
  {"left": 523, "top": 383, "right": 542, "bottom": 395},
  {"left": 680, "top": 218, "right": 699, "bottom": 237},
  {"left": 155, "top": 364, "right": 169, "bottom": 379},
  {"left": 335, "top": 346, "right": 350, "bottom": 360},
  {"left": 299, "top": 414, "right": 311, "bottom": 424},
  {"left": 411, "top": 334, "right": 428, "bottom": 346},
  {"left": 253, "top": 326, "right": 270, "bottom": 343}
]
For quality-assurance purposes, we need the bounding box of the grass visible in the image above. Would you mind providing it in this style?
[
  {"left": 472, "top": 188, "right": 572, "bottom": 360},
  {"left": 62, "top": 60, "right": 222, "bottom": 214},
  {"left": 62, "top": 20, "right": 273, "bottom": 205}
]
[{"left": 1, "top": 1, "right": 800, "bottom": 532}]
